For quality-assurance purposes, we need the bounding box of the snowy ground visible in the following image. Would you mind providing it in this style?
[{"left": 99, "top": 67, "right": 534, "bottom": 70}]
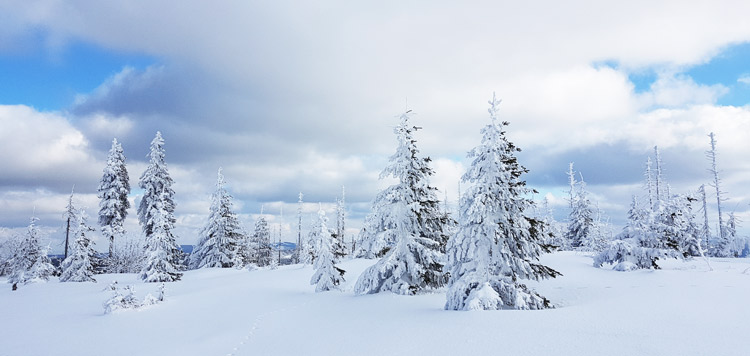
[{"left": 2, "top": 252, "right": 749, "bottom": 356}]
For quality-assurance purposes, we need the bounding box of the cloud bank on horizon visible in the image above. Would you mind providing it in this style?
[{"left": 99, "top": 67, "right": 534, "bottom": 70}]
[{"left": 1, "top": 0, "right": 749, "bottom": 249}]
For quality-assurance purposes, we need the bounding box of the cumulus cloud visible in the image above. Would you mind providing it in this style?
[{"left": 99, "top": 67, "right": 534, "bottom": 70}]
[
  {"left": 0, "top": 105, "right": 100, "bottom": 191},
  {"left": 1, "top": 0, "right": 750, "bottom": 236},
  {"left": 739, "top": 74, "right": 750, "bottom": 84},
  {"left": 638, "top": 73, "right": 728, "bottom": 109}
]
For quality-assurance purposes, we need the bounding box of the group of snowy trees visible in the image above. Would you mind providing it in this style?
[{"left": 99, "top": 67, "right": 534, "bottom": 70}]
[
  {"left": 349, "top": 95, "right": 559, "bottom": 310},
  {"left": 591, "top": 140, "right": 746, "bottom": 271},
  {"left": 524, "top": 132, "right": 745, "bottom": 274},
  {"left": 2, "top": 132, "right": 184, "bottom": 287}
]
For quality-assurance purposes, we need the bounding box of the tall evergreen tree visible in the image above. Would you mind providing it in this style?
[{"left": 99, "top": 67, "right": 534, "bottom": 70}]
[
  {"left": 190, "top": 168, "right": 247, "bottom": 269},
  {"left": 138, "top": 132, "right": 182, "bottom": 282},
  {"left": 292, "top": 192, "right": 304, "bottom": 264},
  {"left": 98, "top": 138, "right": 131, "bottom": 259},
  {"left": 619, "top": 196, "right": 651, "bottom": 241},
  {"left": 8, "top": 216, "right": 55, "bottom": 286},
  {"left": 652, "top": 194, "right": 699, "bottom": 257},
  {"left": 60, "top": 209, "right": 97, "bottom": 282},
  {"left": 354, "top": 110, "right": 449, "bottom": 295},
  {"left": 445, "top": 94, "right": 559, "bottom": 310},
  {"left": 252, "top": 216, "right": 272, "bottom": 267},
  {"left": 62, "top": 188, "right": 79, "bottom": 260},
  {"left": 310, "top": 208, "right": 345, "bottom": 292},
  {"left": 541, "top": 197, "right": 565, "bottom": 249},
  {"left": 565, "top": 178, "right": 595, "bottom": 250},
  {"left": 332, "top": 187, "right": 348, "bottom": 260}
]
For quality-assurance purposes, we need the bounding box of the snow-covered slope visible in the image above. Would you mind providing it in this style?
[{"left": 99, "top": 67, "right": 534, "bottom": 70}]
[{"left": 2, "top": 252, "right": 748, "bottom": 356}]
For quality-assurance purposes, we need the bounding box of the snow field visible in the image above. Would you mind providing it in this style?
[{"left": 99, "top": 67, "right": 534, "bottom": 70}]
[{"left": 2, "top": 252, "right": 749, "bottom": 356}]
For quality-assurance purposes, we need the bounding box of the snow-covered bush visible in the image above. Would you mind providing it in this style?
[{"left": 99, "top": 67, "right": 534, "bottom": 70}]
[
  {"left": 104, "top": 285, "right": 141, "bottom": 314},
  {"left": 593, "top": 239, "right": 677, "bottom": 271},
  {"left": 105, "top": 235, "right": 145, "bottom": 274},
  {"left": 104, "top": 283, "right": 166, "bottom": 314}
]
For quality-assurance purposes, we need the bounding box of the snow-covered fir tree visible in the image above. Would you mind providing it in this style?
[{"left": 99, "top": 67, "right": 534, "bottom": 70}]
[
  {"left": 565, "top": 176, "right": 595, "bottom": 250},
  {"left": 8, "top": 216, "right": 55, "bottom": 286},
  {"left": 586, "top": 204, "right": 612, "bottom": 253},
  {"left": 619, "top": 196, "right": 651, "bottom": 241},
  {"left": 252, "top": 216, "right": 272, "bottom": 267},
  {"left": 98, "top": 138, "right": 131, "bottom": 259},
  {"left": 652, "top": 194, "right": 699, "bottom": 257},
  {"left": 292, "top": 192, "right": 304, "bottom": 264},
  {"left": 332, "top": 188, "right": 348, "bottom": 260},
  {"left": 0, "top": 234, "right": 22, "bottom": 277},
  {"left": 62, "top": 188, "right": 79, "bottom": 260},
  {"left": 60, "top": 209, "right": 97, "bottom": 282},
  {"left": 723, "top": 212, "right": 745, "bottom": 257},
  {"left": 541, "top": 197, "right": 565, "bottom": 249},
  {"left": 138, "top": 132, "right": 182, "bottom": 282},
  {"left": 309, "top": 208, "right": 345, "bottom": 292},
  {"left": 190, "top": 168, "right": 247, "bottom": 269},
  {"left": 354, "top": 110, "right": 450, "bottom": 295},
  {"left": 445, "top": 94, "right": 559, "bottom": 310},
  {"left": 354, "top": 213, "right": 388, "bottom": 259}
]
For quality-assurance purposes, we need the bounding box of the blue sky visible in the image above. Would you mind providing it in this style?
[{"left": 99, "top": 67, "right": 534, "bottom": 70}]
[
  {"left": 598, "top": 42, "right": 750, "bottom": 106},
  {"left": 0, "top": 41, "right": 155, "bottom": 111}
]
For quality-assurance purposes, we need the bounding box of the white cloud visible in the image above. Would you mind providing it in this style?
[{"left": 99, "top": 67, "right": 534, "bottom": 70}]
[
  {"left": 1, "top": 1, "right": 750, "bottom": 236},
  {"left": 738, "top": 74, "right": 750, "bottom": 84},
  {"left": 0, "top": 105, "right": 100, "bottom": 189},
  {"left": 638, "top": 73, "right": 728, "bottom": 109}
]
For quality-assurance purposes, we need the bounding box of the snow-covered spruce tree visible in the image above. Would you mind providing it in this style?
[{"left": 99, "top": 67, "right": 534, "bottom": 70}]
[
  {"left": 138, "top": 132, "right": 182, "bottom": 282},
  {"left": 291, "top": 192, "right": 304, "bottom": 264},
  {"left": 565, "top": 178, "right": 595, "bottom": 250},
  {"left": 354, "top": 110, "right": 450, "bottom": 295},
  {"left": 8, "top": 216, "right": 55, "bottom": 286},
  {"left": 310, "top": 208, "right": 345, "bottom": 292},
  {"left": 252, "top": 216, "right": 272, "bottom": 267},
  {"left": 0, "top": 233, "right": 22, "bottom": 277},
  {"left": 332, "top": 189, "right": 348, "bottom": 260},
  {"left": 189, "top": 168, "right": 247, "bottom": 269},
  {"left": 541, "top": 197, "right": 565, "bottom": 249},
  {"left": 98, "top": 138, "right": 131, "bottom": 259},
  {"left": 723, "top": 212, "right": 744, "bottom": 257},
  {"left": 354, "top": 212, "right": 389, "bottom": 259},
  {"left": 566, "top": 162, "right": 576, "bottom": 210},
  {"left": 444, "top": 94, "right": 559, "bottom": 311},
  {"left": 60, "top": 210, "right": 97, "bottom": 282},
  {"left": 62, "top": 188, "right": 79, "bottom": 260},
  {"left": 586, "top": 204, "right": 612, "bottom": 253},
  {"left": 652, "top": 194, "right": 700, "bottom": 258}
]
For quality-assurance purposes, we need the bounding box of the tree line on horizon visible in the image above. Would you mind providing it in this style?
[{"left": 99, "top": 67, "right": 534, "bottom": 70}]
[{"left": 0, "top": 93, "right": 746, "bottom": 311}]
